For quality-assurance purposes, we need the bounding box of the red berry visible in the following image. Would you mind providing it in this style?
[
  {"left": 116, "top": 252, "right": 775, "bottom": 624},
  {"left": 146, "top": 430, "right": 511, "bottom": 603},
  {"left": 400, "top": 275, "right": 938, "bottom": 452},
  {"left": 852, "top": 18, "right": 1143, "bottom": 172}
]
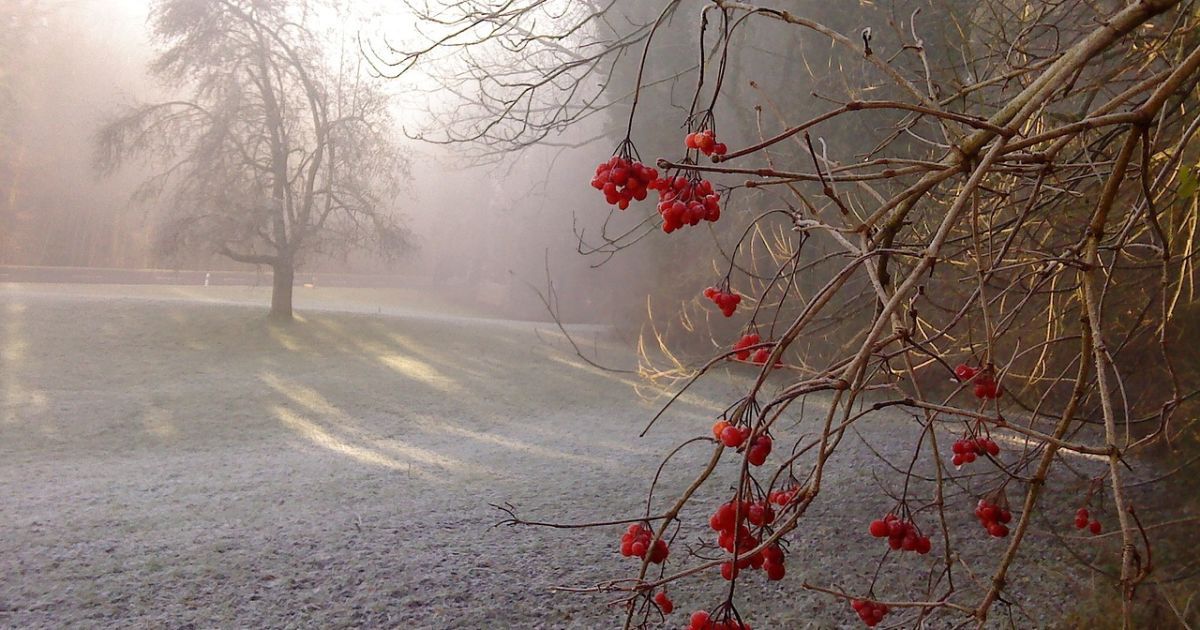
[
  {"left": 1089, "top": 519, "right": 1102, "bottom": 535},
  {"left": 763, "top": 561, "right": 785, "bottom": 580},
  {"left": 720, "top": 561, "right": 738, "bottom": 580},
  {"left": 748, "top": 502, "right": 774, "bottom": 526},
  {"left": 705, "top": 287, "right": 741, "bottom": 317},
  {"left": 721, "top": 425, "right": 747, "bottom": 448},
  {"left": 654, "top": 591, "right": 674, "bottom": 614},
  {"left": 649, "top": 539, "right": 669, "bottom": 563},
  {"left": 868, "top": 519, "right": 889, "bottom": 538},
  {"left": 732, "top": 333, "right": 760, "bottom": 361}
]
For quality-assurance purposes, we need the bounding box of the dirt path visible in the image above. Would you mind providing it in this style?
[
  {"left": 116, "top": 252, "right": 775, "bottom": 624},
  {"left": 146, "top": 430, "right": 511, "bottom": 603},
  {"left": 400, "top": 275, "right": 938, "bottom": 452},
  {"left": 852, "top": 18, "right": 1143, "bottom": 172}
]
[{"left": 0, "top": 286, "right": 1093, "bottom": 629}]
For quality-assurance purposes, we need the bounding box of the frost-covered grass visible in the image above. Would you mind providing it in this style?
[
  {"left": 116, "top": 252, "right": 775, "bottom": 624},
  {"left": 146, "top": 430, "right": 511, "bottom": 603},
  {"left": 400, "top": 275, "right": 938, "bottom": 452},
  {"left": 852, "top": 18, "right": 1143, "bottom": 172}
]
[{"left": 0, "top": 285, "right": 1093, "bottom": 629}]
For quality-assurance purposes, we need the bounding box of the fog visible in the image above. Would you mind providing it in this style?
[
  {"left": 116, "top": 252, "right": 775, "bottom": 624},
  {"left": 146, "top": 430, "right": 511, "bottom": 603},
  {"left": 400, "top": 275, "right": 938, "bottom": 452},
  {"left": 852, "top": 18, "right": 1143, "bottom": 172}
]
[
  {"left": 6, "top": 2, "right": 1190, "bottom": 628},
  {"left": 0, "top": 0, "right": 664, "bottom": 326},
  {"left": 0, "top": 0, "right": 890, "bottom": 331}
]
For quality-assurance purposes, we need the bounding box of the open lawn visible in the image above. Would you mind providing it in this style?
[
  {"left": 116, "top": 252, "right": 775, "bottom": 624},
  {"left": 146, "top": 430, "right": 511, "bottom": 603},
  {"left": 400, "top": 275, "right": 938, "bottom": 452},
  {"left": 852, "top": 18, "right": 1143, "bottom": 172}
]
[{"left": 0, "top": 285, "right": 1100, "bottom": 628}]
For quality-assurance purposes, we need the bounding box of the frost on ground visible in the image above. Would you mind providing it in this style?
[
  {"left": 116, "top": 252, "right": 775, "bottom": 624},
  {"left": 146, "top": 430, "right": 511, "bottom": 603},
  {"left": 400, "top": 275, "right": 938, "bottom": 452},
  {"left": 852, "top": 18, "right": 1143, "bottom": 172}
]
[{"left": 0, "top": 285, "right": 1102, "bottom": 629}]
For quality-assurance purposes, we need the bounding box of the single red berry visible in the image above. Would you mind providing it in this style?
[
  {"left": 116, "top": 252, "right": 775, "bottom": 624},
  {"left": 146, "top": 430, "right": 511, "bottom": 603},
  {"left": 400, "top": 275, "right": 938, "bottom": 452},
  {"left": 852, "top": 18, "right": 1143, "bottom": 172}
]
[
  {"left": 648, "top": 538, "right": 669, "bottom": 563},
  {"left": 747, "top": 502, "right": 774, "bottom": 526},
  {"left": 720, "top": 561, "right": 738, "bottom": 580},
  {"left": 764, "top": 561, "right": 785, "bottom": 581},
  {"left": 1089, "top": 519, "right": 1102, "bottom": 535},
  {"left": 868, "top": 519, "right": 889, "bottom": 538}
]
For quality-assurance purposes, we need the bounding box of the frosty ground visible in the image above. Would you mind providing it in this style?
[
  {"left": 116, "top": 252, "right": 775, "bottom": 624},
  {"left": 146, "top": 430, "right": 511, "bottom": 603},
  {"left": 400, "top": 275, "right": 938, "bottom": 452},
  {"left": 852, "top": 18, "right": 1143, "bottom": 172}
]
[{"left": 0, "top": 284, "right": 1101, "bottom": 629}]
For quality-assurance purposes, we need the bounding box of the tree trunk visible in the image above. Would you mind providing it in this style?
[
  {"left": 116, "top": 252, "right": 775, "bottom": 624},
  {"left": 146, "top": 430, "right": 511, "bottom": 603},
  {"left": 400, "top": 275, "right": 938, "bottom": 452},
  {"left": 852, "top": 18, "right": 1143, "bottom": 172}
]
[{"left": 269, "top": 260, "right": 294, "bottom": 322}]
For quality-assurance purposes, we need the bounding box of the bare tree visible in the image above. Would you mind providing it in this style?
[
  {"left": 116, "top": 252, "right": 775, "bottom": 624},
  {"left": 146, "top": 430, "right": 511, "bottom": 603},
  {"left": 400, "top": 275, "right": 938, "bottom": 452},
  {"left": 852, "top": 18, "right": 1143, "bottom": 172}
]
[{"left": 97, "top": 0, "right": 409, "bottom": 321}]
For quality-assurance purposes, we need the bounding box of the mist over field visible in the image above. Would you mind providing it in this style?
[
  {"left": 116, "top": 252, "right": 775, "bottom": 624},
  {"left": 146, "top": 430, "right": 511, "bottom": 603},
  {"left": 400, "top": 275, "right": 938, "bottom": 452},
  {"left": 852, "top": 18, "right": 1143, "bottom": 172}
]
[{"left": 2, "top": 1, "right": 1199, "bottom": 629}]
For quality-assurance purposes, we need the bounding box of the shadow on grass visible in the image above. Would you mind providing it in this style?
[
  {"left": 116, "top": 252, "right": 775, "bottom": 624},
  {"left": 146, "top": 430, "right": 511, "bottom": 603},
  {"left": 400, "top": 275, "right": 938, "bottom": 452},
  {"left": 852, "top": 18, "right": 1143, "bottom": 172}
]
[{"left": 0, "top": 291, "right": 728, "bottom": 480}]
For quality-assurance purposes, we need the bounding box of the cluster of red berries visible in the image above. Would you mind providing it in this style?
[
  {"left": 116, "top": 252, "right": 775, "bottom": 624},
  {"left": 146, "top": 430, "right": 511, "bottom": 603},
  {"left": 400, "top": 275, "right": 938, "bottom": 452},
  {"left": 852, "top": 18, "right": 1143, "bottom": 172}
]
[
  {"left": 951, "top": 436, "right": 1000, "bottom": 466},
  {"left": 732, "top": 333, "right": 760, "bottom": 360},
  {"left": 710, "top": 422, "right": 772, "bottom": 465},
  {"left": 708, "top": 501, "right": 786, "bottom": 581},
  {"left": 654, "top": 175, "right": 721, "bottom": 233},
  {"left": 653, "top": 591, "right": 674, "bottom": 614},
  {"left": 759, "top": 543, "right": 787, "bottom": 581},
  {"left": 745, "top": 434, "right": 772, "bottom": 466},
  {"left": 749, "top": 345, "right": 782, "bottom": 368},
  {"left": 619, "top": 523, "right": 669, "bottom": 563},
  {"left": 975, "top": 499, "right": 1012, "bottom": 538},
  {"left": 711, "top": 421, "right": 750, "bottom": 448},
  {"left": 591, "top": 156, "right": 659, "bottom": 210},
  {"left": 704, "top": 286, "right": 741, "bottom": 317},
  {"left": 851, "top": 599, "right": 890, "bottom": 627},
  {"left": 768, "top": 486, "right": 800, "bottom": 506},
  {"left": 710, "top": 501, "right": 758, "bottom": 557},
  {"left": 1074, "top": 507, "right": 1102, "bottom": 534},
  {"left": 687, "top": 611, "right": 751, "bottom": 630},
  {"left": 685, "top": 129, "right": 728, "bottom": 157},
  {"left": 955, "top": 364, "right": 1002, "bottom": 399},
  {"left": 867, "top": 513, "right": 932, "bottom": 554}
]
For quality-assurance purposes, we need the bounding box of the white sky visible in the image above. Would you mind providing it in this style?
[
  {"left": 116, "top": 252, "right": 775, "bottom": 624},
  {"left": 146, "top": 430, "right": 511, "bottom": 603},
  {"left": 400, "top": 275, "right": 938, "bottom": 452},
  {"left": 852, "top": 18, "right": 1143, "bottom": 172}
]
[{"left": 96, "top": 0, "right": 438, "bottom": 123}]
